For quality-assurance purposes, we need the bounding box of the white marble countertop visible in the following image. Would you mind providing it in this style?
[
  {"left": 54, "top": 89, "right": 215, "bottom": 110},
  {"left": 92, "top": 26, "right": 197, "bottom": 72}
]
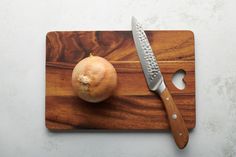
[{"left": 0, "top": 0, "right": 236, "bottom": 156}]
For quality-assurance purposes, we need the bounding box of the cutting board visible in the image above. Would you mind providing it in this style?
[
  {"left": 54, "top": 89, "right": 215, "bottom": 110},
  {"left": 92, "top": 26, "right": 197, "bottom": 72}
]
[{"left": 46, "top": 31, "right": 195, "bottom": 130}]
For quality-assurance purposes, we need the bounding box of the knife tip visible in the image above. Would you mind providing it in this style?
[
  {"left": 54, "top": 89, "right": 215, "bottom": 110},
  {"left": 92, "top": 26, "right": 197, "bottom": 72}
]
[
  {"left": 131, "top": 16, "right": 138, "bottom": 28},
  {"left": 131, "top": 16, "right": 137, "bottom": 22}
]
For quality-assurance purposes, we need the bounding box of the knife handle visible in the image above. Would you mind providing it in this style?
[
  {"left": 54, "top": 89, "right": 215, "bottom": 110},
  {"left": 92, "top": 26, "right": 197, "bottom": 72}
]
[{"left": 160, "top": 88, "right": 189, "bottom": 149}]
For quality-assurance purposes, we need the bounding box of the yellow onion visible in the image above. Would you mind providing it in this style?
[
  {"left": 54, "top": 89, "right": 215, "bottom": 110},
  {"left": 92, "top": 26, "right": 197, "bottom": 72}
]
[{"left": 72, "top": 54, "right": 117, "bottom": 103}]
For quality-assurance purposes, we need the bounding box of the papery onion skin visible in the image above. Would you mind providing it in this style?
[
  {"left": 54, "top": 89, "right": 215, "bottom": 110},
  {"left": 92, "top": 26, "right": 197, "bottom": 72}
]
[{"left": 72, "top": 55, "right": 117, "bottom": 103}]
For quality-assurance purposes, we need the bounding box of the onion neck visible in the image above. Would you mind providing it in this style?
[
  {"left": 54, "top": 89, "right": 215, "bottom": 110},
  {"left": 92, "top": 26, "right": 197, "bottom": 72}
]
[{"left": 78, "top": 75, "right": 91, "bottom": 84}]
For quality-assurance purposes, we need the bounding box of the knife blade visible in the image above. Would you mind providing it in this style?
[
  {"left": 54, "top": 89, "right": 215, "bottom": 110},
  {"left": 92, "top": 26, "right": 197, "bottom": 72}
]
[
  {"left": 131, "top": 17, "right": 165, "bottom": 94},
  {"left": 131, "top": 16, "right": 189, "bottom": 149}
]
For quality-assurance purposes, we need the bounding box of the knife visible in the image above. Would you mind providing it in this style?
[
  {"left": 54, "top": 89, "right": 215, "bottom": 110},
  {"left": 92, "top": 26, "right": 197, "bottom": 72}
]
[{"left": 131, "top": 17, "right": 189, "bottom": 149}]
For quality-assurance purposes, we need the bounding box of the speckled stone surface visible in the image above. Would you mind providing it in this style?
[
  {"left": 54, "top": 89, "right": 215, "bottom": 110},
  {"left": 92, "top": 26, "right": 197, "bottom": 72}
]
[{"left": 0, "top": 0, "right": 236, "bottom": 156}]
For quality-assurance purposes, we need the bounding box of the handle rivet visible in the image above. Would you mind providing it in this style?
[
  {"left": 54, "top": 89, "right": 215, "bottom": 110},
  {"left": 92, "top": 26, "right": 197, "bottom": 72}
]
[
  {"left": 166, "top": 97, "right": 169, "bottom": 101},
  {"left": 179, "top": 132, "right": 183, "bottom": 136},
  {"left": 172, "top": 114, "right": 177, "bottom": 120}
]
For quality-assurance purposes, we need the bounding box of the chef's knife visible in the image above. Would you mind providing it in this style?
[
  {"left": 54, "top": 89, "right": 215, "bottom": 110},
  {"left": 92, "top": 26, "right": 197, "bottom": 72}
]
[{"left": 131, "top": 17, "right": 189, "bottom": 149}]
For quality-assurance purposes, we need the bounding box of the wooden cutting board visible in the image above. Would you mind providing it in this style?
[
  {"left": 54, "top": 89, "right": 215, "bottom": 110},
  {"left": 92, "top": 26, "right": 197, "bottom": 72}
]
[{"left": 46, "top": 31, "right": 195, "bottom": 130}]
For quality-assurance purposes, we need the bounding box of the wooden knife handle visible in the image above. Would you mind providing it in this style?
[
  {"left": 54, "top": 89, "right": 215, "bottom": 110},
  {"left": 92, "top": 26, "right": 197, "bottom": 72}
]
[{"left": 160, "top": 88, "right": 189, "bottom": 149}]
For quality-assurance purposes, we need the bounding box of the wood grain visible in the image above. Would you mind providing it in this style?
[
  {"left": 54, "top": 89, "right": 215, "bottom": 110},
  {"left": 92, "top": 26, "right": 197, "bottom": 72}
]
[{"left": 46, "top": 31, "right": 195, "bottom": 130}]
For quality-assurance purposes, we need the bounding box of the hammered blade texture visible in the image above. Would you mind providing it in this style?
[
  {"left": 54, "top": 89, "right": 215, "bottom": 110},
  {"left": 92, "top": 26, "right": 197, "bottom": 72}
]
[{"left": 135, "top": 21, "right": 161, "bottom": 81}]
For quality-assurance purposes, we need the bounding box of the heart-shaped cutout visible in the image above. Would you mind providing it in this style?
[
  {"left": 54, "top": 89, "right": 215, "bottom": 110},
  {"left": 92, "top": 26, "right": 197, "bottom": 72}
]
[{"left": 172, "top": 69, "right": 186, "bottom": 90}]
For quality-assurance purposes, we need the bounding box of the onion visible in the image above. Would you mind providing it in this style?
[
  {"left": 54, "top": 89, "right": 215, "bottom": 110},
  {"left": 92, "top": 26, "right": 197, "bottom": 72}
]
[{"left": 72, "top": 54, "right": 117, "bottom": 103}]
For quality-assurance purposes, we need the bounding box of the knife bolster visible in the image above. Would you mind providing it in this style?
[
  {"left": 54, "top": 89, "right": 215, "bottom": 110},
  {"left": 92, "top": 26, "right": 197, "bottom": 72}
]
[{"left": 155, "top": 81, "right": 166, "bottom": 94}]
